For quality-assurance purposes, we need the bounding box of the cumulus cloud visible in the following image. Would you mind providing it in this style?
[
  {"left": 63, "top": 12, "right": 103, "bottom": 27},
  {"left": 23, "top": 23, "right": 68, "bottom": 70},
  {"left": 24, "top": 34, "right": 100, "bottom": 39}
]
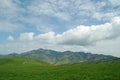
[
  {"left": 17, "top": 16, "right": 120, "bottom": 46},
  {"left": 36, "top": 32, "right": 55, "bottom": 44},
  {"left": 7, "top": 36, "right": 14, "bottom": 41},
  {"left": 35, "top": 16, "right": 120, "bottom": 46},
  {"left": 58, "top": 17, "right": 120, "bottom": 45},
  {"left": 19, "top": 32, "right": 34, "bottom": 41}
]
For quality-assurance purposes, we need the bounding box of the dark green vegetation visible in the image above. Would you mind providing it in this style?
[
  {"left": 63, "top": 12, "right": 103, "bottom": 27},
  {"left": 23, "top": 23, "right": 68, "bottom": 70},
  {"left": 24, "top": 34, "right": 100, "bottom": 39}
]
[
  {"left": 0, "top": 58, "right": 120, "bottom": 80},
  {"left": 0, "top": 48, "right": 117, "bottom": 65}
]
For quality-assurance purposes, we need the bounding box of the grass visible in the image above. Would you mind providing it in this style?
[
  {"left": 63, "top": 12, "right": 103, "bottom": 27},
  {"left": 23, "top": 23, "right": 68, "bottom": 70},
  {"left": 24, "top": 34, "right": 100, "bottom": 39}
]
[{"left": 0, "top": 58, "right": 120, "bottom": 80}]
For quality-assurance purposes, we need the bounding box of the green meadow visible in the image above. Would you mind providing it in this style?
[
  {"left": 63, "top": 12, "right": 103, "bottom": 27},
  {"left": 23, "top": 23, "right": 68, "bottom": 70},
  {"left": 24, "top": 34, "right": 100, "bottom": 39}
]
[{"left": 0, "top": 58, "right": 120, "bottom": 80}]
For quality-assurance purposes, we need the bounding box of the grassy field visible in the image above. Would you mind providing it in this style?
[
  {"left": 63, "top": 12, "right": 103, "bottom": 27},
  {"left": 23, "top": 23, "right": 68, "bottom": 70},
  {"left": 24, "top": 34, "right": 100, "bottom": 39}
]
[{"left": 0, "top": 58, "right": 120, "bottom": 80}]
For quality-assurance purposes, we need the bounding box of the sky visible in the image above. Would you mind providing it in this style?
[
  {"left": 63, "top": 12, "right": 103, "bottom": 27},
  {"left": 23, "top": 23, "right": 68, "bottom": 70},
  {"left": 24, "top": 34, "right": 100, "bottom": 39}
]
[{"left": 0, "top": 0, "right": 120, "bottom": 57}]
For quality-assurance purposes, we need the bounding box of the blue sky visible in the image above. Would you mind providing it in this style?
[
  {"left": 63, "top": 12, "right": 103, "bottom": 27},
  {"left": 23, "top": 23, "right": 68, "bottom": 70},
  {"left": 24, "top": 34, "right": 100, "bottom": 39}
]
[{"left": 0, "top": 0, "right": 120, "bottom": 57}]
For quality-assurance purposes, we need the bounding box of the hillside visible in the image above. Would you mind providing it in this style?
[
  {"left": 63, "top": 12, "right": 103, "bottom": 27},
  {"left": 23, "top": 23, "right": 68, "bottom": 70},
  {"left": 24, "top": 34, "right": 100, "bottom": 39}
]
[
  {"left": 0, "top": 48, "right": 118, "bottom": 65},
  {"left": 0, "top": 58, "right": 49, "bottom": 66},
  {"left": 0, "top": 58, "right": 120, "bottom": 80}
]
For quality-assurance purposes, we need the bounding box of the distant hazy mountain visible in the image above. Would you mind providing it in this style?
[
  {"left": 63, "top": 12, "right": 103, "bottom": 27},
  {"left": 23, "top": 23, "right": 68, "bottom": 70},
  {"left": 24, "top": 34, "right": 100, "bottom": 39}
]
[{"left": 0, "top": 48, "right": 118, "bottom": 65}]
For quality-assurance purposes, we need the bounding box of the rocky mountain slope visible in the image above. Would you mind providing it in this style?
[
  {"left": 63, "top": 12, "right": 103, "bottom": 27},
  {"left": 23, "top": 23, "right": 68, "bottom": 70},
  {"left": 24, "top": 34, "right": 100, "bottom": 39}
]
[{"left": 0, "top": 48, "right": 118, "bottom": 65}]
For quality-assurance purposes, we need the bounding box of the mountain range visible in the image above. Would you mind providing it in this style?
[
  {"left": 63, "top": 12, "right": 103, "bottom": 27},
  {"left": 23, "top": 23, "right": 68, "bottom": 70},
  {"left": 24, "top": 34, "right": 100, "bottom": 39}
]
[{"left": 0, "top": 48, "right": 118, "bottom": 65}]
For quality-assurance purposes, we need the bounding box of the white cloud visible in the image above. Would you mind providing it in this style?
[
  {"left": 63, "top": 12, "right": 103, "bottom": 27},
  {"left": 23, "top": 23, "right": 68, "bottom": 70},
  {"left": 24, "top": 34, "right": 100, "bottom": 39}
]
[
  {"left": 26, "top": 0, "right": 120, "bottom": 23},
  {"left": 94, "top": 37, "right": 120, "bottom": 57},
  {"left": 36, "top": 32, "right": 55, "bottom": 44},
  {"left": 7, "top": 36, "right": 14, "bottom": 41},
  {"left": 35, "top": 16, "right": 120, "bottom": 46},
  {"left": 0, "top": 0, "right": 23, "bottom": 20},
  {"left": 27, "top": 0, "right": 71, "bottom": 21},
  {"left": 0, "top": 0, "right": 24, "bottom": 32},
  {"left": 93, "top": 12, "right": 115, "bottom": 21},
  {"left": 19, "top": 32, "right": 34, "bottom": 41},
  {"left": 58, "top": 17, "right": 120, "bottom": 45},
  {"left": 108, "top": 0, "right": 120, "bottom": 6}
]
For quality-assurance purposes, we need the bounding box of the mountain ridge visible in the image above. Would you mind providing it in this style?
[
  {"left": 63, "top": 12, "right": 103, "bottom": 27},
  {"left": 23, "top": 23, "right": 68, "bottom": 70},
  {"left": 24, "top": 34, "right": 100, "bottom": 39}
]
[{"left": 0, "top": 48, "right": 118, "bottom": 65}]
